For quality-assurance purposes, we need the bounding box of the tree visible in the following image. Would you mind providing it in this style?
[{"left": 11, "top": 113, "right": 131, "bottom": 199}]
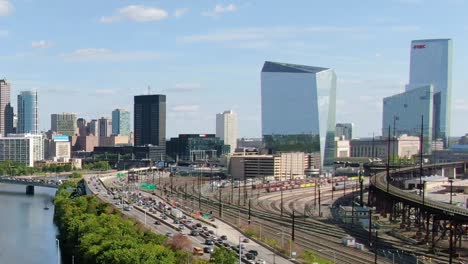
[
  {"left": 71, "top": 172, "right": 82, "bottom": 179},
  {"left": 210, "top": 248, "right": 238, "bottom": 264},
  {"left": 166, "top": 234, "right": 192, "bottom": 251}
]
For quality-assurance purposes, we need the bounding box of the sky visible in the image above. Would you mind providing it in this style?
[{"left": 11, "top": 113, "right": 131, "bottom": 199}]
[{"left": 1, "top": 0, "right": 468, "bottom": 138}]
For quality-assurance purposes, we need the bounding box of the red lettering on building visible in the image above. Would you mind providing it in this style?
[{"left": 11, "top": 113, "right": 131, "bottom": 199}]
[{"left": 413, "top": 44, "right": 426, "bottom": 49}]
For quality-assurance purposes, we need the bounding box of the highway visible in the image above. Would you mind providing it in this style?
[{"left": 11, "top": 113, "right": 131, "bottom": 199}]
[{"left": 90, "top": 173, "right": 292, "bottom": 264}]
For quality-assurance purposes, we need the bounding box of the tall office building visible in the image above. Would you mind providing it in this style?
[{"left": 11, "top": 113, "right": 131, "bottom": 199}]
[
  {"left": 261, "top": 61, "right": 337, "bottom": 168},
  {"left": 98, "top": 117, "right": 112, "bottom": 137},
  {"left": 134, "top": 95, "right": 166, "bottom": 147},
  {"left": 77, "top": 118, "right": 88, "bottom": 136},
  {"left": 51, "top": 113, "right": 77, "bottom": 136},
  {"left": 216, "top": 110, "right": 238, "bottom": 154},
  {"left": 335, "top": 123, "right": 353, "bottom": 140},
  {"left": 112, "top": 109, "right": 130, "bottom": 136},
  {"left": 383, "top": 39, "right": 452, "bottom": 149},
  {"left": 408, "top": 39, "right": 452, "bottom": 146},
  {"left": 17, "top": 90, "right": 38, "bottom": 134},
  {"left": 0, "top": 80, "right": 11, "bottom": 136},
  {"left": 88, "top": 119, "right": 99, "bottom": 136},
  {"left": 5, "top": 103, "right": 14, "bottom": 134}
]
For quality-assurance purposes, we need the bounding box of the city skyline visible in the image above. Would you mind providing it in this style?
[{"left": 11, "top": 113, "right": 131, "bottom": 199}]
[{"left": 1, "top": 1, "right": 468, "bottom": 137}]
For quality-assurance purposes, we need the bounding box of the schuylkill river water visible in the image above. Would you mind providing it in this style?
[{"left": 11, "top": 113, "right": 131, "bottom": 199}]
[{"left": 0, "top": 183, "right": 61, "bottom": 264}]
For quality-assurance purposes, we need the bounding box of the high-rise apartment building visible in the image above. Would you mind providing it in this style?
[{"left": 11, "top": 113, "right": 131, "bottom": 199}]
[
  {"left": 383, "top": 39, "right": 453, "bottom": 149},
  {"left": 134, "top": 95, "right": 166, "bottom": 147},
  {"left": 112, "top": 109, "right": 130, "bottom": 136},
  {"left": 216, "top": 110, "right": 237, "bottom": 154},
  {"left": 98, "top": 117, "right": 112, "bottom": 137},
  {"left": 5, "top": 103, "right": 14, "bottom": 134},
  {"left": 261, "top": 61, "right": 336, "bottom": 168},
  {"left": 0, "top": 80, "right": 11, "bottom": 136},
  {"left": 51, "top": 113, "right": 77, "bottom": 136},
  {"left": 335, "top": 123, "right": 353, "bottom": 140},
  {"left": 77, "top": 118, "right": 87, "bottom": 136},
  {"left": 17, "top": 90, "right": 38, "bottom": 134}
]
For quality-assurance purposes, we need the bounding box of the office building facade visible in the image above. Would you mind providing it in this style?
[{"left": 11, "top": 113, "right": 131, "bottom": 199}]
[
  {"left": 0, "top": 134, "right": 44, "bottom": 166},
  {"left": 166, "top": 134, "right": 229, "bottom": 162},
  {"left": 5, "top": 103, "right": 14, "bottom": 135},
  {"left": 261, "top": 61, "right": 336, "bottom": 168},
  {"left": 336, "top": 123, "right": 353, "bottom": 140},
  {"left": 0, "top": 80, "right": 11, "bottom": 136},
  {"left": 350, "top": 135, "right": 420, "bottom": 160},
  {"left": 88, "top": 119, "right": 99, "bottom": 136},
  {"left": 98, "top": 117, "right": 112, "bottom": 137},
  {"left": 17, "top": 90, "right": 38, "bottom": 134},
  {"left": 134, "top": 95, "right": 166, "bottom": 148},
  {"left": 112, "top": 109, "right": 130, "bottom": 136},
  {"left": 51, "top": 113, "right": 77, "bottom": 136},
  {"left": 216, "top": 110, "right": 238, "bottom": 154}
]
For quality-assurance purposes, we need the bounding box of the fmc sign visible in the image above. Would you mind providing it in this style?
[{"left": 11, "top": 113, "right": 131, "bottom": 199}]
[{"left": 413, "top": 44, "right": 426, "bottom": 49}]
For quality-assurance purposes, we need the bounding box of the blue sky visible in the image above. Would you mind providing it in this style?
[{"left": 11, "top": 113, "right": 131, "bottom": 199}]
[{"left": 1, "top": 0, "right": 468, "bottom": 138}]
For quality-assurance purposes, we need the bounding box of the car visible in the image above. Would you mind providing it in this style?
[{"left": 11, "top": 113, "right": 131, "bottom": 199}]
[
  {"left": 245, "top": 253, "right": 256, "bottom": 260},
  {"left": 223, "top": 241, "right": 231, "bottom": 248},
  {"left": 162, "top": 215, "right": 168, "bottom": 220},
  {"left": 174, "top": 220, "right": 180, "bottom": 224},
  {"left": 190, "top": 230, "right": 199, "bottom": 236},
  {"left": 205, "top": 239, "right": 214, "bottom": 246},
  {"left": 220, "top": 235, "right": 228, "bottom": 240},
  {"left": 203, "top": 247, "right": 214, "bottom": 254},
  {"left": 243, "top": 238, "right": 250, "bottom": 243},
  {"left": 193, "top": 247, "right": 204, "bottom": 256},
  {"left": 179, "top": 224, "right": 185, "bottom": 230},
  {"left": 208, "top": 230, "right": 215, "bottom": 235},
  {"left": 230, "top": 245, "right": 239, "bottom": 253},
  {"left": 248, "top": 250, "right": 259, "bottom": 257},
  {"left": 202, "top": 226, "right": 209, "bottom": 231},
  {"left": 166, "top": 232, "right": 173, "bottom": 238},
  {"left": 154, "top": 220, "right": 161, "bottom": 225},
  {"left": 256, "top": 259, "right": 266, "bottom": 264},
  {"left": 237, "top": 244, "right": 246, "bottom": 250},
  {"left": 196, "top": 223, "right": 202, "bottom": 228}
]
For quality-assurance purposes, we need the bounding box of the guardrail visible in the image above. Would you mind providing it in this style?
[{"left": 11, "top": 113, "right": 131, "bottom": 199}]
[{"left": 372, "top": 162, "right": 468, "bottom": 217}]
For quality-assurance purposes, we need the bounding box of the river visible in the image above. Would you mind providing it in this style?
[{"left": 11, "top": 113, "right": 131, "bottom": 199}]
[{"left": 0, "top": 183, "right": 61, "bottom": 264}]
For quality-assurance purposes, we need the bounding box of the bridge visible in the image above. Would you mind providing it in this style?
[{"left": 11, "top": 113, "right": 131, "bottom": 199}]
[
  {"left": 0, "top": 178, "right": 60, "bottom": 195},
  {"left": 369, "top": 161, "right": 468, "bottom": 262}
]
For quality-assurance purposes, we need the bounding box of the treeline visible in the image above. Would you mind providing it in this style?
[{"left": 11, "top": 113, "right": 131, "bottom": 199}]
[
  {"left": 54, "top": 181, "right": 236, "bottom": 264},
  {"left": 0, "top": 161, "right": 73, "bottom": 176},
  {"left": 83, "top": 161, "right": 111, "bottom": 171}
]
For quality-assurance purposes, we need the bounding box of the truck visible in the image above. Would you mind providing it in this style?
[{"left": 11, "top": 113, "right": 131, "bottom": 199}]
[{"left": 171, "top": 208, "right": 183, "bottom": 219}]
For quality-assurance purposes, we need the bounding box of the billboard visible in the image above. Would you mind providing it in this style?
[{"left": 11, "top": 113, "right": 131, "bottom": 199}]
[{"left": 53, "top": 135, "right": 70, "bottom": 142}]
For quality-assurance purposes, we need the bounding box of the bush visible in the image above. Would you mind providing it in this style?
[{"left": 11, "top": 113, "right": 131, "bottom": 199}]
[{"left": 70, "top": 172, "right": 82, "bottom": 178}]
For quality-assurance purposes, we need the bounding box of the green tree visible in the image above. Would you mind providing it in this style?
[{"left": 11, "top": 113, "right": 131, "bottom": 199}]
[{"left": 210, "top": 248, "right": 238, "bottom": 264}]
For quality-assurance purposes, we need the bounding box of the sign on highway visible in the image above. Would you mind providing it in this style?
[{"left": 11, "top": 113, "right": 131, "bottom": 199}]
[
  {"left": 117, "top": 173, "right": 126, "bottom": 178},
  {"left": 141, "top": 183, "right": 157, "bottom": 190}
]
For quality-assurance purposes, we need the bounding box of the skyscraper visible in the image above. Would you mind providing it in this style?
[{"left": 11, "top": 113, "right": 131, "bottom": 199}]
[
  {"left": 5, "top": 103, "right": 14, "bottom": 135},
  {"left": 0, "top": 80, "right": 11, "bottom": 136},
  {"left": 261, "top": 61, "right": 337, "bottom": 168},
  {"left": 51, "top": 113, "right": 77, "bottom": 136},
  {"left": 112, "top": 109, "right": 130, "bottom": 136},
  {"left": 134, "top": 95, "right": 166, "bottom": 147},
  {"left": 335, "top": 123, "right": 353, "bottom": 140},
  {"left": 382, "top": 39, "right": 453, "bottom": 149},
  {"left": 408, "top": 39, "right": 452, "bottom": 146},
  {"left": 17, "top": 90, "right": 38, "bottom": 134},
  {"left": 98, "top": 117, "right": 112, "bottom": 137},
  {"left": 88, "top": 119, "right": 99, "bottom": 136},
  {"left": 77, "top": 118, "right": 88, "bottom": 136},
  {"left": 216, "top": 110, "right": 237, "bottom": 154}
]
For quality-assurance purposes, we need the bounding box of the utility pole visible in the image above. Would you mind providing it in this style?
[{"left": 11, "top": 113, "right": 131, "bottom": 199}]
[
  {"left": 374, "top": 231, "right": 378, "bottom": 264},
  {"left": 318, "top": 182, "right": 321, "bottom": 217},
  {"left": 291, "top": 210, "right": 295, "bottom": 241},
  {"left": 419, "top": 115, "right": 424, "bottom": 196},
  {"left": 280, "top": 188, "right": 284, "bottom": 217},
  {"left": 387, "top": 125, "right": 391, "bottom": 194},
  {"left": 248, "top": 199, "right": 251, "bottom": 224},
  {"left": 359, "top": 171, "right": 364, "bottom": 207},
  {"left": 314, "top": 180, "right": 317, "bottom": 207},
  {"left": 184, "top": 183, "right": 187, "bottom": 200},
  {"left": 368, "top": 209, "right": 373, "bottom": 244}
]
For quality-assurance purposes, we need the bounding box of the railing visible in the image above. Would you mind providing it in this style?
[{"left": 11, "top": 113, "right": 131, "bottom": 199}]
[
  {"left": 371, "top": 161, "right": 468, "bottom": 217},
  {"left": 0, "top": 178, "right": 59, "bottom": 188}
]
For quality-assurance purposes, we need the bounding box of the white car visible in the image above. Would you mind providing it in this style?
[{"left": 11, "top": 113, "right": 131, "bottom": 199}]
[{"left": 256, "top": 259, "right": 266, "bottom": 264}]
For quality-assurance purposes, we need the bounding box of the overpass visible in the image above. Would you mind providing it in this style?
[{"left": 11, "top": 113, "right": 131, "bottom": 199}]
[
  {"left": 369, "top": 161, "right": 468, "bottom": 262},
  {"left": 0, "top": 178, "right": 60, "bottom": 194}
]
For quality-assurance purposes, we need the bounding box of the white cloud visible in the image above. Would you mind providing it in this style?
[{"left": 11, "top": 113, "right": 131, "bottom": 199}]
[
  {"left": 0, "top": 0, "right": 13, "bottom": 17},
  {"left": 171, "top": 104, "right": 200, "bottom": 112},
  {"left": 174, "top": 8, "right": 189, "bottom": 18},
  {"left": 166, "top": 82, "right": 202, "bottom": 93},
  {"left": 60, "top": 48, "right": 162, "bottom": 62},
  {"left": 179, "top": 26, "right": 365, "bottom": 43},
  {"left": 31, "top": 40, "right": 52, "bottom": 48},
  {"left": 202, "top": 4, "right": 238, "bottom": 18},
  {"left": 101, "top": 5, "right": 168, "bottom": 23}
]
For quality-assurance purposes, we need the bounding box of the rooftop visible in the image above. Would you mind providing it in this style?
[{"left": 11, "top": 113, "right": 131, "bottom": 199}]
[{"left": 262, "top": 61, "right": 329, "bottom": 74}]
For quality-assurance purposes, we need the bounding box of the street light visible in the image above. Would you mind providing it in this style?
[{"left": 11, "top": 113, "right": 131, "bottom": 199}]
[
  {"left": 238, "top": 236, "right": 243, "bottom": 264},
  {"left": 318, "top": 249, "right": 336, "bottom": 264},
  {"left": 56, "top": 238, "right": 60, "bottom": 264}
]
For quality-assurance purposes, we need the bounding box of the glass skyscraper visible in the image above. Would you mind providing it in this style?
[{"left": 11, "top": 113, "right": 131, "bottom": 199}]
[
  {"left": 382, "top": 39, "right": 453, "bottom": 149},
  {"left": 112, "top": 109, "right": 130, "bottom": 136},
  {"left": 261, "top": 61, "right": 336, "bottom": 168},
  {"left": 17, "top": 90, "right": 38, "bottom": 134},
  {"left": 134, "top": 95, "right": 166, "bottom": 147}
]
